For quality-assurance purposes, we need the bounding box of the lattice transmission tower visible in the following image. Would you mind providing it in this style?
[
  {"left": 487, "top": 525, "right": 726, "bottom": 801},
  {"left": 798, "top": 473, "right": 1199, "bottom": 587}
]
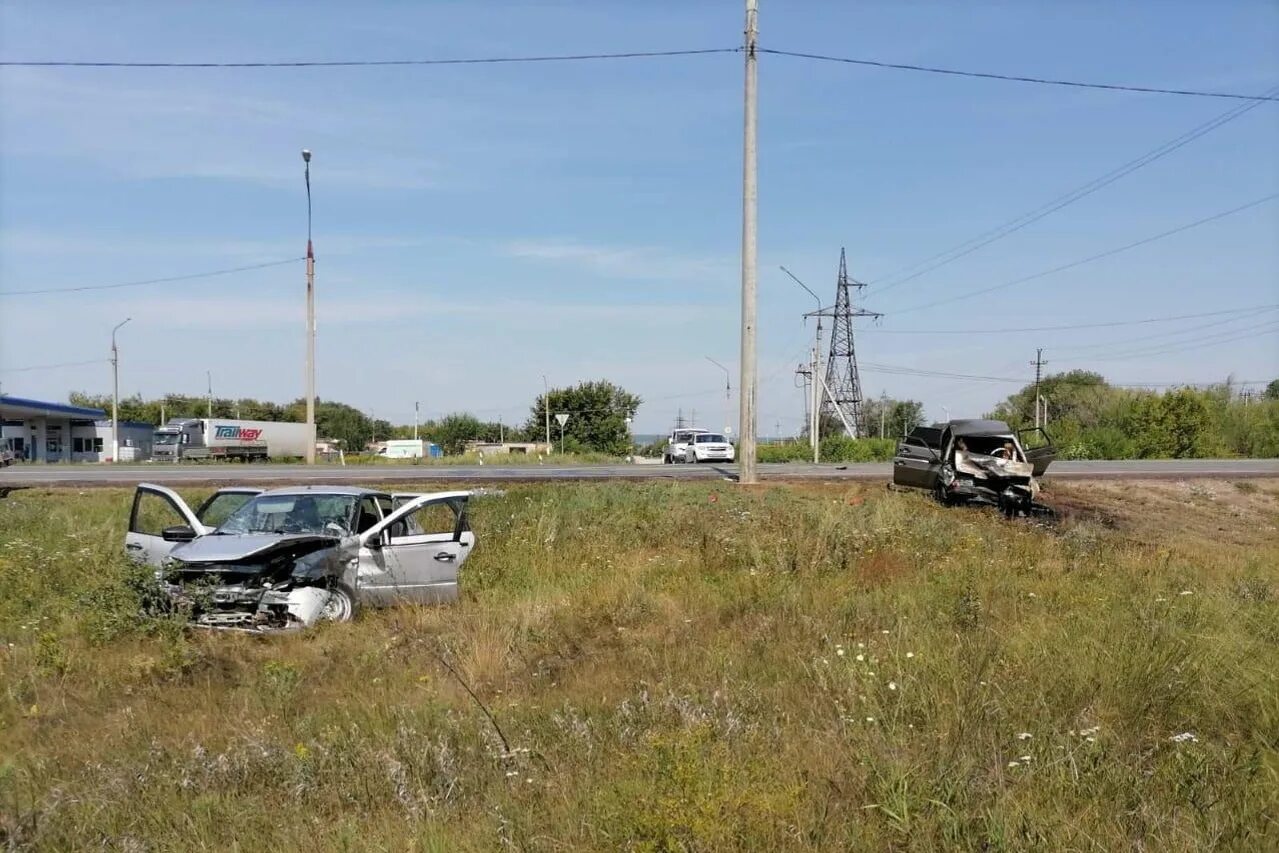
[{"left": 821, "top": 248, "right": 881, "bottom": 436}]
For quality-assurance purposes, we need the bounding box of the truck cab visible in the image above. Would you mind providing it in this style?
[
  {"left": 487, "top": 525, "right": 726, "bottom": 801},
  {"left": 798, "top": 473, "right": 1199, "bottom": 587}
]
[{"left": 151, "top": 419, "right": 203, "bottom": 462}]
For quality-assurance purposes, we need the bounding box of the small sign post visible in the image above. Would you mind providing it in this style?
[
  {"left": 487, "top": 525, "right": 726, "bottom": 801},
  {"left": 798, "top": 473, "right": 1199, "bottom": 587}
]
[{"left": 555, "top": 413, "right": 569, "bottom": 454}]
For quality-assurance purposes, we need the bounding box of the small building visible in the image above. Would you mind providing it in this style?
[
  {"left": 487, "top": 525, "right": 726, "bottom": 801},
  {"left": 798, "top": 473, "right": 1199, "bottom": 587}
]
[
  {"left": 464, "top": 440, "right": 551, "bottom": 456},
  {"left": 1, "top": 396, "right": 155, "bottom": 463}
]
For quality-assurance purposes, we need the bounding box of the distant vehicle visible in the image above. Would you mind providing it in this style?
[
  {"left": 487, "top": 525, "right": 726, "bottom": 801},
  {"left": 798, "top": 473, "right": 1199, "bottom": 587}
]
[
  {"left": 0, "top": 447, "right": 16, "bottom": 467},
  {"left": 152, "top": 418, "right": 313, "bottom": 462},
  {"left": 377, "top": 439, "right": 442, "bottom": 459},
  {"left": 123, "top": 483, "right": 474, "bottom": 631},
  {"left": 664, "top": 428, "right": 709, "bottom": 464},
  {"left": 892, "top": 419, "right": 1056, "bottom": 517},
  {"left": 684, "top": 432, "right": 735, "bottom": 464}
]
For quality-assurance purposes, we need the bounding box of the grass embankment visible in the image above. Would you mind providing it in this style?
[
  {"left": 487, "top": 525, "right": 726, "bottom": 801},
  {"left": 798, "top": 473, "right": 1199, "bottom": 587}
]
[{"left": 1, "top": 480, "right": 1277, "bottom": 850}]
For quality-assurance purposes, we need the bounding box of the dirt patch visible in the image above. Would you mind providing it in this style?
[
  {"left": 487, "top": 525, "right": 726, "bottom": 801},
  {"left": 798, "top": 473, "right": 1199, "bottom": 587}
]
[{"left": 1042, "top": 478, "right": 1279, "bottom": 548}]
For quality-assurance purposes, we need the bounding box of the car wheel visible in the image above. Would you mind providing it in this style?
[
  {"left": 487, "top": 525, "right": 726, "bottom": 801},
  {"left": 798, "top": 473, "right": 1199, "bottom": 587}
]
[{"left": 319, "top": 584, "right": 357, "bottom": 622}]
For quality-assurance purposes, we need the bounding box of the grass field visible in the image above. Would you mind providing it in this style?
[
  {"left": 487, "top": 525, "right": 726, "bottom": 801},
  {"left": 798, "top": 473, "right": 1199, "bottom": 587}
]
[{"left": 1, "top": 479, "right": 1277, "bottom": 850}]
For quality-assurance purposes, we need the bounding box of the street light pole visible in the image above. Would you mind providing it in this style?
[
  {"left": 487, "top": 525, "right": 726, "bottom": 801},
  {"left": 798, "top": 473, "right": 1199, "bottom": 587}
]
[
  {"left": 705, "top": 357, "right": 732, "bottom": 434},
  {"left": 110, "top": 317, "right": 132, "bottom": 463},
  {"left": 737, "top": 0, "right": 759, "bottom": 484},
  {"left": 302, "top": 149, "right": 317, "bottom": 464},
  {"left": 206, "top": 370, "right": 213, "bottom": 419},
  {"left": 414, "top": 401, "right": 420, "bottom": 441},
  {"left": 542, "top": 375, "right": 551, "bottom": 449},
  {"left": 781, "top": 265, "right": 826, "bottom": 464}
]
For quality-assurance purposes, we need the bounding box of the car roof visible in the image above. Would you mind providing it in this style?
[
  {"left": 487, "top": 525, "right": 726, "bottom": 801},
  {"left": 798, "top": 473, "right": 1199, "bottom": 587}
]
[
  {"left": 258, "top": 485, "right": 385, "bottom": 497},
  {"left": 947, "top": 419, "right": 1014, "bottom": 436}
]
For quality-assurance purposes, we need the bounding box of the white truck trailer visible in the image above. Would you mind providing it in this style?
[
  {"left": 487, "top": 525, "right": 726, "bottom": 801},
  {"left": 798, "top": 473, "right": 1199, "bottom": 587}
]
[{"left": 151, "top": 418, "right": 314, "bottom": 462}]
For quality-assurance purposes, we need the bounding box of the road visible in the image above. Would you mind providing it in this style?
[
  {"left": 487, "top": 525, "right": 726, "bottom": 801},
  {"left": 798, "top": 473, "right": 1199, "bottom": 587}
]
[{"left": 1, "top": 458, "right": 1275, "bottom": 487}]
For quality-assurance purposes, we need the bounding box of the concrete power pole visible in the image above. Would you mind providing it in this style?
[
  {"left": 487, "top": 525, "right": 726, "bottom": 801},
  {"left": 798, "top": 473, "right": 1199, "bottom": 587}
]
[
  {"left": 1031, "top": 348, "right": 1047, "bottom": 428},
  {"left": 303, "top": 149, "right": 317, "bottom": 464},
  {"left": 737, "top": 0, "right": 759, "bottom": 484},
  {"left": 206, "top": 370, "right": 213, "bottom": 419}
]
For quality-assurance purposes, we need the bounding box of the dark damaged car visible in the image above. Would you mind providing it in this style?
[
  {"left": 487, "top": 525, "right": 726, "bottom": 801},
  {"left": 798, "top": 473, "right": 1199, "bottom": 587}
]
[
  {"left": 892, "top": 419, "right": 1056, "bottom": 517},
  {"left": 124, "top": 484, "right": 474, "bottom": 631}
]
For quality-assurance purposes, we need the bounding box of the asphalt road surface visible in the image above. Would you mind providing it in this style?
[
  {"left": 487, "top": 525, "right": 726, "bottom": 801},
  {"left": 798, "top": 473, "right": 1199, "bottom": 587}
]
[{"left": 1, "top": 458, "right": 1276, "bottom": 487}]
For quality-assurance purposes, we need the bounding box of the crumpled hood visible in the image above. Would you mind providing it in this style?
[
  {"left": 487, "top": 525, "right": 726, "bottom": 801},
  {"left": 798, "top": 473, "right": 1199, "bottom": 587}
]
[{"left": 171, "top": 533, "right": 339, "bottom": 564}]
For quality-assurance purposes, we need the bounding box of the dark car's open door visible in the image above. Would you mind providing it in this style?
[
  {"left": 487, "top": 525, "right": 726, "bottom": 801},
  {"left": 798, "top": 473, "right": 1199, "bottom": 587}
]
[
  {"left": 893, "top": 427, "right": 942, "bottom": 489},
  {"left": 1017, "top": 427, "right": 1056, "bottom": 476}
]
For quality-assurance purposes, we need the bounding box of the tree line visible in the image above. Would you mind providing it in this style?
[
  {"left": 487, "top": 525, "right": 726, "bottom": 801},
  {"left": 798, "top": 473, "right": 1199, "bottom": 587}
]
[
  {"left": 68, "top": 379, "right": 642, "bottom": 456},
  {"left": 988, "top": 372, "right": 1279, "bottom": 459}
]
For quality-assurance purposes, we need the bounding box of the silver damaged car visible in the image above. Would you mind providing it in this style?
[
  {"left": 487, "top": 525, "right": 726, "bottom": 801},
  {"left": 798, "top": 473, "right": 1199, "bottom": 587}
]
[{"left": 124, "top": 484, "right": 474, "bottom": 631}]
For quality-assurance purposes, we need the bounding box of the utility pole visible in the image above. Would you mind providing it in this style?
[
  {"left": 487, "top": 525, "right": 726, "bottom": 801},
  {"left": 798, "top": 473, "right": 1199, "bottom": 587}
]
[
  {"left": 782, "top": 266, "right": 831, "bottom": 464},
  {"left": 414, "top": 401, "right": 420, "bottom": 441},
  {"left": 110, "top": 318, "right": 131, "bottom": 463},
  {"left": 706, "top": 357, "right": 732, "bottom": 433},
  {"left": 737, "top": 0, "right": 759, "bottom": 484},
  {"left": 302, "top": 149, "right": 317, "bottom": 464},
  {"left": 542, "top": 375, "right": 551, "bottom": 448},
  {"left": 1031, "top": 348, "right": 1047, "bottom": 428},
  {"left": 206, "top": 370, "right": 213, "bottom": 419},
  {"left": 880, "top": 391, "right": 887, "bottom": 439}
]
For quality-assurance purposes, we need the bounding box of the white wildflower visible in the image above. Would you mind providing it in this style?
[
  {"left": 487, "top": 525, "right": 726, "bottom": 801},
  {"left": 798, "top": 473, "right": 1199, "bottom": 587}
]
[
  {"left": 1017, "top": 732, "right": 1033, "bottom": 740},
  {"left": 1019, "top": 755, "right": 1033, "bottom": 762},
  {"left": 1080, "top": 726, "right": 1100, "bottom": 737},
  {"left": 888, "top": 681, "right": 898, "bottom": 691},
  {"left": 1178, "top": 590, "right": 1194, "bottom": 596},
  {"left": 1007, "top": 761, "right": 1020, "bottom": 768},
  {"left": 1169, "top": 732, "right": 1198, "bottom": 743},
  {"left": 865, "top": 717, "right": 875, "bottom": 723},
  {"left": 855, "top": 654, "right": 865, "bottom": 662},
  {"left": 836, "top": 648, "right": 846, "bottom": 657},
  {"left": 906, "top": 652, "right": 915, "bottom": 659}
]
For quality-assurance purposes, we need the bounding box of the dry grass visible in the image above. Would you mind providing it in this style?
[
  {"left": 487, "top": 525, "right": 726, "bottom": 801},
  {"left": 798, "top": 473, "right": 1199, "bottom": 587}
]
[{"left": 1, "top": 479, "right": 1277, "bottom": 850}]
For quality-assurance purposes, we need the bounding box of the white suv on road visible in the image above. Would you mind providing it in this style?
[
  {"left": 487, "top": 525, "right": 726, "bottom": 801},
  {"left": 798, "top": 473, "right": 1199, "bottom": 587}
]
[
  {"left": 664, "top": 428, "right": 709, "bottom": 464},
  {"left": 684, "top": 433, "right": 735, "bottom": 464}
]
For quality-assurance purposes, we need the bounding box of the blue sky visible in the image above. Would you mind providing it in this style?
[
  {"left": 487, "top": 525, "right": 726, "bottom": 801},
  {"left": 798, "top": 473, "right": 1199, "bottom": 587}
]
[{"left": 1, "top": 1, "right": 1276, "bottom": 435}]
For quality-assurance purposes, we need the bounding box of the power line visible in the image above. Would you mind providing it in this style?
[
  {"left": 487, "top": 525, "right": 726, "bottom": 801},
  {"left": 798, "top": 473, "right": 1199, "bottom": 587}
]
[
  {"left": 1048, "top": 311, "right": 1276, "bottom": 353},
  {"left": 885, "top": 192, "right": 1279, "bottom": 315},
  {"left": 760, "top": 48, "right": 1279, "bottom": 102},
  {"left": 0, "top": 358, "right": 109, "bottom": 374},
  {"left": 0, "top": 257, "right": 304, "bottom": 297},
  {"left": 861, "top": 360, "right": 1272, "bottom": 387},
  {"left": 868, "top": 87, "right": 1279, "bottom": 293},
  {"left": 860, "top": 304, "right": 1279, "bottom": 335},
  {"left": 1077, "top": 318, "right": 1279, "bottom": 362},
  {"left": 0, "top": 48, "right": 739, "bottom": 69}
]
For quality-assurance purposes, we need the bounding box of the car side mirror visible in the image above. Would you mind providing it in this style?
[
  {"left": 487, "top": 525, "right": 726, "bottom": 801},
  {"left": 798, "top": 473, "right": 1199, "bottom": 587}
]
[{"left": 161, "top": 525, "right": 197, "bottom": 543}]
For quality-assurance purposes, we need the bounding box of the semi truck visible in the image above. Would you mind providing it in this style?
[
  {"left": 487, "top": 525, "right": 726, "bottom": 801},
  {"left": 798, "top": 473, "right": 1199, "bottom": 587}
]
[{"left": 151, "top": 418, "right": 314, "bottom": 462}]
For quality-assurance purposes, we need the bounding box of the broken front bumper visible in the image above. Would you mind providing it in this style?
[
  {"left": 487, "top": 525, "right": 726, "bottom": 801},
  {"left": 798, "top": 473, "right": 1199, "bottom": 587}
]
[{"left": 166, "top": 582, "right": 332, "bottom": 631}]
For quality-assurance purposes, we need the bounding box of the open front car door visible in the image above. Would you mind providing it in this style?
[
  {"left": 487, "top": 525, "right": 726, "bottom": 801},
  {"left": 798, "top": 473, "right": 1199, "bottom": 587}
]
[
  {"left": 358, "top": 491, "right": 473, "bottom": 604},
  {"left": 125, "top": 484, "right": 263, "bottom": 567},
  {"left": 1016, "top": 427, "right": 1057, "bottom": 477}
]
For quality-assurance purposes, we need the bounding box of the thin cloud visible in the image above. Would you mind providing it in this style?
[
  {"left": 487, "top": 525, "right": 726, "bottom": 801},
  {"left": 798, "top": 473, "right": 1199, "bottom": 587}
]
[{"left": 504, "top": 238, "right": 733, "bottom": 282}]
